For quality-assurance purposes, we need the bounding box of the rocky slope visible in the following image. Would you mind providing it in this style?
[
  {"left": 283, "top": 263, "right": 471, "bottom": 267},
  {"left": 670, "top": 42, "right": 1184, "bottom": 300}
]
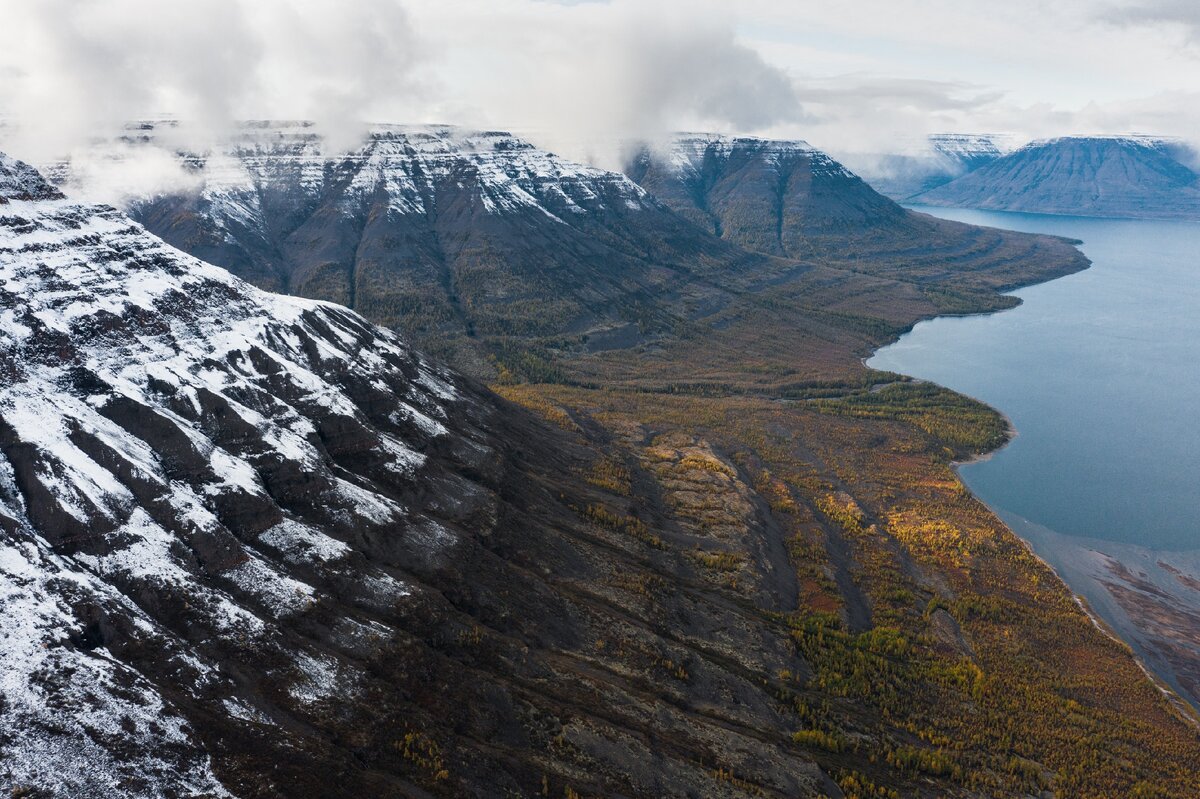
[
  {"left": 98, "top": 122, "right": 760, "bottom": 374},
  {"left": 914, "top": 135, "right": 1200, "bottom": 219},
  {"left": 0, "top": 151, "right": 500, "bottom": 794}
]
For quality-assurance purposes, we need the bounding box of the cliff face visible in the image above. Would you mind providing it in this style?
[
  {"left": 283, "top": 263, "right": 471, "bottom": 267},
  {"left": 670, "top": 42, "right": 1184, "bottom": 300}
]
[{"left": 914, "top": 135, "right": 1200, "bottom": 219}]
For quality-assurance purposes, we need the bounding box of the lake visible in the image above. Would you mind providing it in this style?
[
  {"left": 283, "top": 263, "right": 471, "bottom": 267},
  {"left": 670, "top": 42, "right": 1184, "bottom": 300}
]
[{"left": 871, "top": 207, "right": 1200, "bottom": 552}]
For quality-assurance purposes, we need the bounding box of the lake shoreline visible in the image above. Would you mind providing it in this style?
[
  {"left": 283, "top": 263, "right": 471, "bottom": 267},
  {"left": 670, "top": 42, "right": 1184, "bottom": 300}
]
[{"left": 869, "top": 206, "right": 1200, "bottom": 716}]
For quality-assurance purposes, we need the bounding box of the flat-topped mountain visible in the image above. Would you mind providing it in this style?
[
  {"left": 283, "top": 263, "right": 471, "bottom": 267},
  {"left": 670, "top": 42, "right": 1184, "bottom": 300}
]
[
  {"left": 620, "top": 134, "right": 1077, "bottom": 296},
  {"left": 625, "top": 134, "right": 910, "bottom": 256},
  {"left": 913, "top": 135, "right": 1200, "bottom": 219},
  {"left": 98, "top": 122, "right": 759, "bottom": 375},
  {"left": 927, "top": 133, "right": 1012, "bottom": 172}
]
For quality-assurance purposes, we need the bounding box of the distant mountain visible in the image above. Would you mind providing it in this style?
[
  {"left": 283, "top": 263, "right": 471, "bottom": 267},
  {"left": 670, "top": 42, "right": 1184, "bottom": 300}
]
[
  {"left": 622, "top": 133, "right": 1072, "bottom": 290},
  {"left": 913, "top": 135, "right": 1200, "bottom": 219},
  {"left": 626, "top": 134, "right": 908, "bottom": 256},
  {"left": 83, "top": 122, "right": 761, "bottom": 376},
  {"left": 928, "top": 133, "right": 1014, "bottom": 172},
  {"left": 843, "top": 133, "right": 1017, "bottom": 200}
]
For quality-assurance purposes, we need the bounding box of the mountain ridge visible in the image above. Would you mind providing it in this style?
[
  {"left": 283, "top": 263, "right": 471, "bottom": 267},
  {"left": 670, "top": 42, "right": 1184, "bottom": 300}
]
[{"left": 91, "top": 122, "right": 765, "bottom": 376}]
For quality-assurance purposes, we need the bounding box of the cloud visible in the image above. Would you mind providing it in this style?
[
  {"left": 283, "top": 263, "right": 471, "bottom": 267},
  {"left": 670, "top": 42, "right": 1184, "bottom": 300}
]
[
  {"left": 405, "top": 0, "right": 805, "bottom": 167},
  {"left": 2, "top": 0, "right": 1199, "bottom": 191},
  {"left": 772, "top": 75, "right": 1007, "bottom": 154},
  {"left": 1101, "top": 0, "right": 1200, "bottom": 36},
  {"left": 0, "top": 0, "right": 429, "bottom": 162}
]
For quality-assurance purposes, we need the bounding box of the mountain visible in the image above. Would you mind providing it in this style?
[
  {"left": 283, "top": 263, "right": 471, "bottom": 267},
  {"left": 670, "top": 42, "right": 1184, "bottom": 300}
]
[
  {"left": 2, "top": 150, "right": 857, "bottom": 797},
  {"left": 913, "top": 135, "right": 1200, "bottom": 219},
  {"left": 97, "top": 122, "right": 762, "bottom": 376},
  {"left": 625, "top": 134, "right": 909, "bottom": 256},
  {"left": 58, "top": 124, "right": 1086, "bottom": 393},
  {"left": 928, "top": 133, "right": 1012, "bottom": 172},
  {"left": 621, "top": 133, "right": 1078, "bottom": 293},
  {"left": 7, "top": 152, "right": 1200, "bottom": 797}
]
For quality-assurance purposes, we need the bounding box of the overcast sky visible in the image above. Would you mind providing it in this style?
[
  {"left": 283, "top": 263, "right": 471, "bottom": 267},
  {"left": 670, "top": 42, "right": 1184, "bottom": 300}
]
[{"left": 1, "top": 0, "right": 1198, "bottom": 165}]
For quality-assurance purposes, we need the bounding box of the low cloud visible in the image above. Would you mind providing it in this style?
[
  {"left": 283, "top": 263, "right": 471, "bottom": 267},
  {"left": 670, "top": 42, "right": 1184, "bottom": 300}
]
[
  {"left": 0, "top": 0, "right": 428, "bottom": 164},
  {"left": 2, "top": 0, "right": 1199, "bottom": 195},
  {"left": 407, "top": 0, "right": 806, "bottom": 167},
  {"left": 774, "top": 75, "right": 1007, "bottom": 155}
]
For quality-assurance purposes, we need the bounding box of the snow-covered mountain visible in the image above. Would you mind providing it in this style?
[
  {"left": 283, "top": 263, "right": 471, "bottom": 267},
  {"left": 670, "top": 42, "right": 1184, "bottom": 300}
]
[
  {"left": 623, "top": 133, "right": 1045, "bottom": 281},
  {"left": 64, "top": 122, "right": 753, "bottom": 374},
  {"left": 927, "top": 133, "right": 1017, "bottom": 170},
  {"left": 913, "top": 135, "right": 1200, "bottom": 219},
  {"left": 0, "top": 151, "right": 499, "bottom": 794},
  {"left": 625, "top": 134, "right": 915, "bottom": 258}
]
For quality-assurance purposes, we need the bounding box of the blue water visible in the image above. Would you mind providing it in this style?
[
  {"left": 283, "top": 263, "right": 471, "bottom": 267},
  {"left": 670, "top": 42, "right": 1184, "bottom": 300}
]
[{"left": 869, "top": 207, "right": 1200, "bottom": 552}]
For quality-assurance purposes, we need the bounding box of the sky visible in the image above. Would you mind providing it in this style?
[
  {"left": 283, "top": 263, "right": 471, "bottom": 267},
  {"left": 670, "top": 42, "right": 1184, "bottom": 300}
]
[{"left": 1, "top": 0, "right": 1198, "bottom": 169}]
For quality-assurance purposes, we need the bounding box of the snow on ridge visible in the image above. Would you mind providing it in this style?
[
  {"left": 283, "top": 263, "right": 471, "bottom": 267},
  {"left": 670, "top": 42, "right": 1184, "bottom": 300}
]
[
  {"left": 0, "top": 154, "right": 467, "bottom": 794},
  {"left": 93, "top": 121, "right": 653, "bottom": 225},
  {"left": 665, "top": 133, "right": 817, "bottom": 176},
  {"left": 1019, "top": 133, "right": 1187, "bottom": 152},
  {"left": 928, "top": 133, "right": 1011, "bottom": 159},
  {"left": 655, "top": 133, "right": 879, "bottom": 185},
  {"left": 0, "top": 152, "right": 64, "bottom": 202}
]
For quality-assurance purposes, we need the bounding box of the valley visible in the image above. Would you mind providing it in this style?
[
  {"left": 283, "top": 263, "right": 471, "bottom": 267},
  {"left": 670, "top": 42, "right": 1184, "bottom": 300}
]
[{"left": 5, "top": 2, "right": 1200, "bottom": 795}]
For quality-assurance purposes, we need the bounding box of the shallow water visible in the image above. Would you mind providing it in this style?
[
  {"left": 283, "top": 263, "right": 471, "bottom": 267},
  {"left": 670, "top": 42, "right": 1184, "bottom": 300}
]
[{"left": 870, "top": 207, "right": 1200, "bottom": 552}]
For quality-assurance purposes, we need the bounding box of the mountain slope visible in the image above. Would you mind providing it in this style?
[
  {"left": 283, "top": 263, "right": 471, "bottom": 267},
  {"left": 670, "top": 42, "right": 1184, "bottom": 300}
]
[
  {"left": 914, "top": 135, "right": 1200, "bottom": 219},
  {"left": 626, "top": 134, "right": 910, "bottom": 257},
  {"left": 0, "top": 151, "right": 500, "bottom": 794},
  {"left": 621, "top": 134, "right": 1084, "bottom": 295}
]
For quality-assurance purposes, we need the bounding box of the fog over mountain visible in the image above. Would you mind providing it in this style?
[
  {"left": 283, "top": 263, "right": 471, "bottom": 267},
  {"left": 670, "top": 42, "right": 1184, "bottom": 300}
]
[{"left": 5, "top": 0, "right": 1200, "bottom": 187}]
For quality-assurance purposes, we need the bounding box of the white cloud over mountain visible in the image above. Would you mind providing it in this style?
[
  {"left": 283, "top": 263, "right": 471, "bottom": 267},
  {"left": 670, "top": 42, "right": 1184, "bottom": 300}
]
[{"left": 2, "top": 0, "right": 1198, "bottom": 169}]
